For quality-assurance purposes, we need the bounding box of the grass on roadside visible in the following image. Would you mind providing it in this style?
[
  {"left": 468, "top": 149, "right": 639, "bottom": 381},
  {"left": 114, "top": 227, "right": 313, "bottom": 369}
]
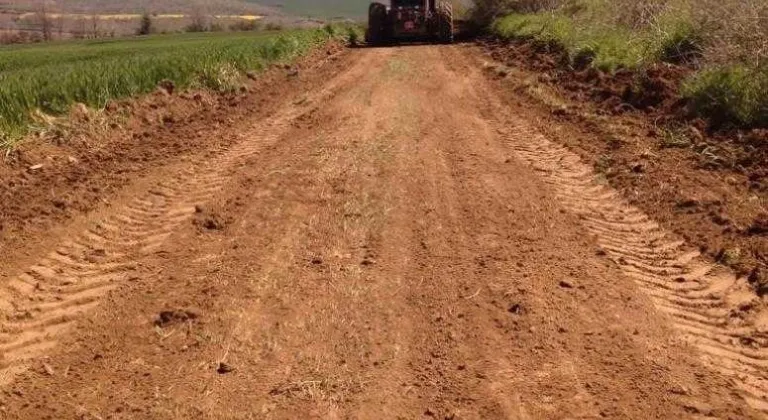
[
  {"left": 492, "top": 10, "right": 699, "bottom": 72},
  {"left": 488, "top": 0, "right": 767, "bottom": 128},
  {"left": 0, "top": 25, "right": 354, "bottom": 146},
  {"left": 683, "top": 65, "right": 768, "bottom": 128}
]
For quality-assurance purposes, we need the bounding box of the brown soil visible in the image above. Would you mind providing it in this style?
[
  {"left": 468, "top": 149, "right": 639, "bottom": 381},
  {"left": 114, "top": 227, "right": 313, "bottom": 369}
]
[
  {"left": 481, "top": 37, "right": 768, "bottom": 285},
  {"left": 479, "top": 38, "right": 690, "bottom": 117},
  {"left": 0, "top": 42, "right": 347, "bottom": 275},
  {"left": 481, "top": 37, "right": 768, "bottom": 167},
  {"left": 0, "top": 44, "right": 766, "bottom": 418}
]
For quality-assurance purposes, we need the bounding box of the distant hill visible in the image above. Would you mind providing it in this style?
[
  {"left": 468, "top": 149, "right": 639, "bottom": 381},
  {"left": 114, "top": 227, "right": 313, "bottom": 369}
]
[
  {"left": 251, "top": 0, "right": 367, "bottom": 18},
  {"left": 0, "top": 0, "right": 278, "bottom": 15},
  {"left": 252, "top": 0, "right": 474, "bottom": 19},
  {"left": 0, "top": 0, "right": 293, "bottom": 41}
]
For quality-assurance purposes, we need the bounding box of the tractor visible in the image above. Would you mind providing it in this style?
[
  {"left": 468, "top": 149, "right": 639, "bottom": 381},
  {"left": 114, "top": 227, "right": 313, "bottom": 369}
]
[{"left": 366, "top": 0, "right": 454, "bottom": 45}]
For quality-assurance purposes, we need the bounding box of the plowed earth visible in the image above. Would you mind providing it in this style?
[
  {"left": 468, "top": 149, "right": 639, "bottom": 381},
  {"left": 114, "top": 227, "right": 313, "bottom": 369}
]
[{"left": 1, "top": 44, "right": 767, "bottom": 419}]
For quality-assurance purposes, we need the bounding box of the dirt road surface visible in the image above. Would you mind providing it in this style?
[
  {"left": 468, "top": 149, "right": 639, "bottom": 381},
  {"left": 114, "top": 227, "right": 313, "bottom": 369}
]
[{"left": 1, "top": 45, "right": 767, "bottom": 419}]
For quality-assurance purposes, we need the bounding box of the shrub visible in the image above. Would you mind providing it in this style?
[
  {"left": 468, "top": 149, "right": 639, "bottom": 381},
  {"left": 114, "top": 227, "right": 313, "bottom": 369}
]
[
  {"left": 230, "top": 20, "right": 262, "bottom": 32},
  {"left": 137, "top": 12, "right": 153, "bottom": 36},
  {"left": 683, "top": 65, "right": 768, "bottom": 127}
]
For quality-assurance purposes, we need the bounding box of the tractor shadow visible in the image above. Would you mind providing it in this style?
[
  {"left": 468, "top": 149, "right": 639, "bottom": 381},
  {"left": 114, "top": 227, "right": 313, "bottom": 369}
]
[{"left": 350, "top": 23, "right": 480, "bottom": 49}]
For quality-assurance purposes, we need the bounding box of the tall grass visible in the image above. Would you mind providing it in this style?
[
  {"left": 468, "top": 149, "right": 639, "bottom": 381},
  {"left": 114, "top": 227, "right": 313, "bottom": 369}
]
[
  {"left": 493, "top": 14, "right": 649, "bottom": 71},
  {"left": 492, "top": 3, "right": 700, "bottom": 71},
  {"left": 0, "top": 26, "right": 346, "bottom": 144},
  {"left": 683, "top": 65, "right": 768, "bottom": 127},
  {"left": 486, "top": 0, "right": 768, "bottom": 127}
]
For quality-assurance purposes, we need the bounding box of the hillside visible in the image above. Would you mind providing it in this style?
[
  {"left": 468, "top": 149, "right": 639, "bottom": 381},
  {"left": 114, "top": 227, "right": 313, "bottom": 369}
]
[
  {"left": 250, "top": 1, "right": 475, "bottom": 19},
  {"left": 252, "top": 0, "right": 366, "bottom": 18},
  {"left": 0, "top": 1, "right": 473, "bottom": 19},
  {"left": 0, "top": 0, "right": 278, "bottom": 15}
]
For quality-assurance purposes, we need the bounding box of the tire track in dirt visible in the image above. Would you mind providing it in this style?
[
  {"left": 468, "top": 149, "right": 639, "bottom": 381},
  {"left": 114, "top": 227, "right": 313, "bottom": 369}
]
[
  {"left": 218, "top": 50, "right": 426, "bottom": 418},
  {"left": 499, "top": 118, "right": 768, "bottom": 411},
  {"left": 0, "top": 49, "right": 389, "bottom": 386}
]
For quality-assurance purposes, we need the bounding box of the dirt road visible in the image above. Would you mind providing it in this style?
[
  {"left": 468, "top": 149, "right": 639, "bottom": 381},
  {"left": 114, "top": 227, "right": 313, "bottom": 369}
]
[{"left": 1, "top": 44, "right": 766, "bottom": 418}]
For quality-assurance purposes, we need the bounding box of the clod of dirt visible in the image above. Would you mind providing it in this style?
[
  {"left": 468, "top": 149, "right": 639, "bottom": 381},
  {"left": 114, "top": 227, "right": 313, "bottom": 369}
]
[
  {"left": 217, "top": 362, "right": 234, "bottom": 374},
  {"left": 154, "top": 309, "right": 200, "bottom": 327},
  {"left": 202, "top": 217, "right": 225, "bottom": 230},
  {"left": 746, "top": 214, "right": 768, "bottom": 236},
  {"left": 559, "top": 280, "right": 574, "bottom": 289},
  {"left": 710, "top": 211, "right": 732, "bottom": 226},
  {"left": 84, "top": 248, "right": 107, "bottom": 263},
  {"left": 361, "top": 250, "right": 376, "bottom": 266},
  {"left": 676, "top": 198, "right": 700, "bottom": 209},
  {"left": 748, "top": 268, "right": 768, "bottom": 296},
  {"left": 51, "top": 198, "right": 68, "bottom": 210},
  {"left": 669, "top": 385, "right": 692, "bottom": 396},
  {"left": 70, "top": 103, "right": 90, "bottom": 122},
  {"left": 508, "top": 303, "right": 524, "bottom": 315},
  {"left": 246, "top": 71, "right": 258, "bottom": 81},
  {"left": 158, "top": 79, "right": 175, "bottom": 96},
  {"left": 193, "top": 208, "right": 228, "bottom": 231}
]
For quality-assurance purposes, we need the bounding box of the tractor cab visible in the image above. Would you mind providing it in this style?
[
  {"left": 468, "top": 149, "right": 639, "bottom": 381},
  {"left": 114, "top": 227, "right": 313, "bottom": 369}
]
[
  {"left": 366, "top": 0, "right": 453, "bottom": 45},
  {"left": 390, "top": 0, "right": 432, "bottom": 36}
]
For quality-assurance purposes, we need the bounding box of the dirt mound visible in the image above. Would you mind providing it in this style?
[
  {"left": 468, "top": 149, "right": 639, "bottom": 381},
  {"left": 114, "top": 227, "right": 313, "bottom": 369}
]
[
  {"left": 481, "top": 38, "right": 688, "bottom": 119},
  {"left": 481, "top": 37, "right": 768, "bottom": 171}
]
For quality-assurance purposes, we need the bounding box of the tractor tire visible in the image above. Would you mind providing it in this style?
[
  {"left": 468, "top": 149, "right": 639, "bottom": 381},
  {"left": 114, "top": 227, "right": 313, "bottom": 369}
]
[
  {"left": 366, "top": 3, "right": 388, "bottom": 46},
  {"left": 436, "top": 1, "right": 454, "bottom": 44}
]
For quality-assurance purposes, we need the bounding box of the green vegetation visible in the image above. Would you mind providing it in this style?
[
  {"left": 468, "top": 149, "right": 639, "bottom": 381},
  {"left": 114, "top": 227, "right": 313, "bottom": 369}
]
[
  {"left": 493, "top": 14, "right": 648, "bottom": 71},
  {"left": 683, "top": 65, "right": 768, "bottom": 127},
  {"left": 491, "top": 5, "right": 700, "bottom": 71},
  {"left": 484, "top": 0, "right": 768, "bottom": 128},
  {"left": 0, "top": 26, "right": 348, "bottom": 146}
]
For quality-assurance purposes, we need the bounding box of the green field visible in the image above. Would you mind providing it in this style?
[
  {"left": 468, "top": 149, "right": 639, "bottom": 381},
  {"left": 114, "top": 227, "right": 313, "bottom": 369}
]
[{"left": 0, "top": 27, "right": 346, "bottom": 146}]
